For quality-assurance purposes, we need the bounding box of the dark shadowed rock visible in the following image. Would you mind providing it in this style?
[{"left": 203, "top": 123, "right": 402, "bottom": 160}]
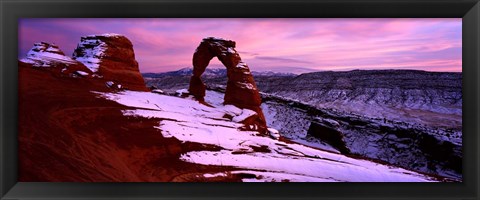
[
  {"left": 73, "top": 33, "right": 148, "bottom": 91},
  {"left": 189, "top": 37, "right": 266, "bottom": 133},
  {"left": 307, "top": 122, "right": 350, "bottom": 154}
]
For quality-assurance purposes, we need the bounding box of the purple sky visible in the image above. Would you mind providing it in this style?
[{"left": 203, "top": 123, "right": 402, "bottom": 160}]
[{"left": 19, "top": 18, "right": 462, "bottom": 73}]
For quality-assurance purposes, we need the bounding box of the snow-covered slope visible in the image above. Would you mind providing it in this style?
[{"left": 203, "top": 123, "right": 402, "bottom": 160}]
[
  {"left": 94, "top": 90, "right": 437, "bottom": 182},
  {"left": 20, "top": 42, "right": 78, "bottom": 67}
]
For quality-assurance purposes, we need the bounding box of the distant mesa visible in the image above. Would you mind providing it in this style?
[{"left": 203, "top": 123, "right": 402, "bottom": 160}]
[
  {"left": 19, "top": 33, "right": 148, "bottom": 91},
  {"left": 188, "top": 37, "right": 267, "bottom": 133}
]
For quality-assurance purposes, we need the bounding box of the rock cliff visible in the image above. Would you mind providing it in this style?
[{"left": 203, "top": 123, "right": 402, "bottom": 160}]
[{"left": 73, "top": 33, "right": 148, "bottom": 91}]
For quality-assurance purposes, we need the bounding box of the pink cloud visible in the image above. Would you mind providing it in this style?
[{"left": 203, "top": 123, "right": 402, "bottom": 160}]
[{"left": 18, "top": 18, "right": 462, "bottom": 73}]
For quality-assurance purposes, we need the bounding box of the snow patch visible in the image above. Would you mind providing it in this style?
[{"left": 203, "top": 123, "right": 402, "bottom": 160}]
[
  {"left": 75, "top": 71, "right": 89, "bottom": 76},
  {"left": 232, "top": 109, "right": 257, "bottom": 122},
  {"left": 223, "top": 105, "right": 243, "bottom": 116},
  {"left": 203, "top": 172, "right": 227, "bottom": 178},
  {"left": 236, "top": 62, "right": 248, "bottom": 69},
  {"left": 105, "top": 81, "right": 115, "bottom": 88},
  {"left": 98, "top": 33, "right": 122, "bottom": 37},
  {"left": 152, "top": 89, "right": 165, "bottom": 94},
  {"left": 175, "top": 89, "right": 190, "bottom": 96},
  {"left": 73, "top": 38, "right": 108, "bottom": 72},
  {"left": 236, "top": 82, "right": 256, "bottom": 90},
  {"left": 232, "top": 170, "right": 334, "bottom": 182},
  {"left": 227, "top": 47, "right": 236, "bottom": 54},
  {"left": 182, "top": 150, "right": 433, "bottom": 182},
  {"left": 23, "top": 49, "right": 77, "bottom": 67},
  {"left": 268, "top": 128, "right": 280, "bottom": 139},
  {"left": 204, "top": 90, "right": 225, "bottom": 107}
]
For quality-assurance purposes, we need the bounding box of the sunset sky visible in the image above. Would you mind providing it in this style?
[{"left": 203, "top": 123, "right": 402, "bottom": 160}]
[{"left": 18, "top": 18, "right": 462, "bottom": 74}]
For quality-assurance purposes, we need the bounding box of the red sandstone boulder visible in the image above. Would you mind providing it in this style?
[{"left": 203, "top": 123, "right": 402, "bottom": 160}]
[
  {"left": 73, "top": 33, "right": 148, "bottom": 91},
  {"left": 19, "top": 42, "right": 93, "bottom": 77},
  {"left": 189, "top": 37, "right": 267, "bottom": 134}
]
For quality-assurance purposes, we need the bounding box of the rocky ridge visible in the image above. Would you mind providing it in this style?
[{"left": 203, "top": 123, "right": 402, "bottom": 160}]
[
  {"left": 259, "top": 92, "right": 462, "bottom": 180},
  {"left": 258, "top": 70, "right": 462, "bottom": 128}
]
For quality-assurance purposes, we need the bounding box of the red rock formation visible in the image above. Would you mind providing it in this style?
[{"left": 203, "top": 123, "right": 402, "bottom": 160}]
[
  {"left": 20, "top": 42, "right": 93, "bottom": 77},
  {"left": 18, "top": 64, "right": 238, "bottom": 182},
  {"left": 189, "top": 37, "right": 267, "bottom": 133},
  {"left": 73, "top": 34, "right": 148, "bottom": 91},
  {"left": 29, "top": 42, "right": 66, "bottom": 56}
]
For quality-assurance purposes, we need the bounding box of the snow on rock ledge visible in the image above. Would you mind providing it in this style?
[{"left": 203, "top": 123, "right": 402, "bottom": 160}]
[
  {"left": 94, "top": 90, "right": 438, "bottom": 182},
  {"left": 19, "top": 42, "right": 93, "bottom": 76},
  {"left": 73, "top": 33, "right": 148, "bottom": 91},
  {"left": 72, "top": 37, "right": 106, "bottom": 72},
  {"left": 21, "top": 42, "right": 78, "bottom": 67}
]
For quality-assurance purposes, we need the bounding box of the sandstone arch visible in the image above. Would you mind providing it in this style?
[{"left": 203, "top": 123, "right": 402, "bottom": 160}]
[{"left": 188, "top": 37, "right": 267, "bottom": 133}]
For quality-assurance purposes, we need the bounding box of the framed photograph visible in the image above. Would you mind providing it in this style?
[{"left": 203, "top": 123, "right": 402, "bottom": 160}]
[{"left": 1, "top": 0, "right": 479, "bottom": 199}]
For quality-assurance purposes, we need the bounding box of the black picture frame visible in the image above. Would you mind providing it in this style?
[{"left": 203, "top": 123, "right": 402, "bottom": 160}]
[{"left": 1, "top": 0, "right": 479, "bottom": 199}]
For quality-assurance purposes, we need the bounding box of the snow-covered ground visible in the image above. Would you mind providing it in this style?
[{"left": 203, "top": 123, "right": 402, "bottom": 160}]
[
  {"left": 21, "top": 47, "right": 78, "bottom": 67},
  {"left": 94, "top": 90, "right": 437, "bottom": 182},
  {"left": 206, "top": 90, "right": 340, "bottom": 153}
]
